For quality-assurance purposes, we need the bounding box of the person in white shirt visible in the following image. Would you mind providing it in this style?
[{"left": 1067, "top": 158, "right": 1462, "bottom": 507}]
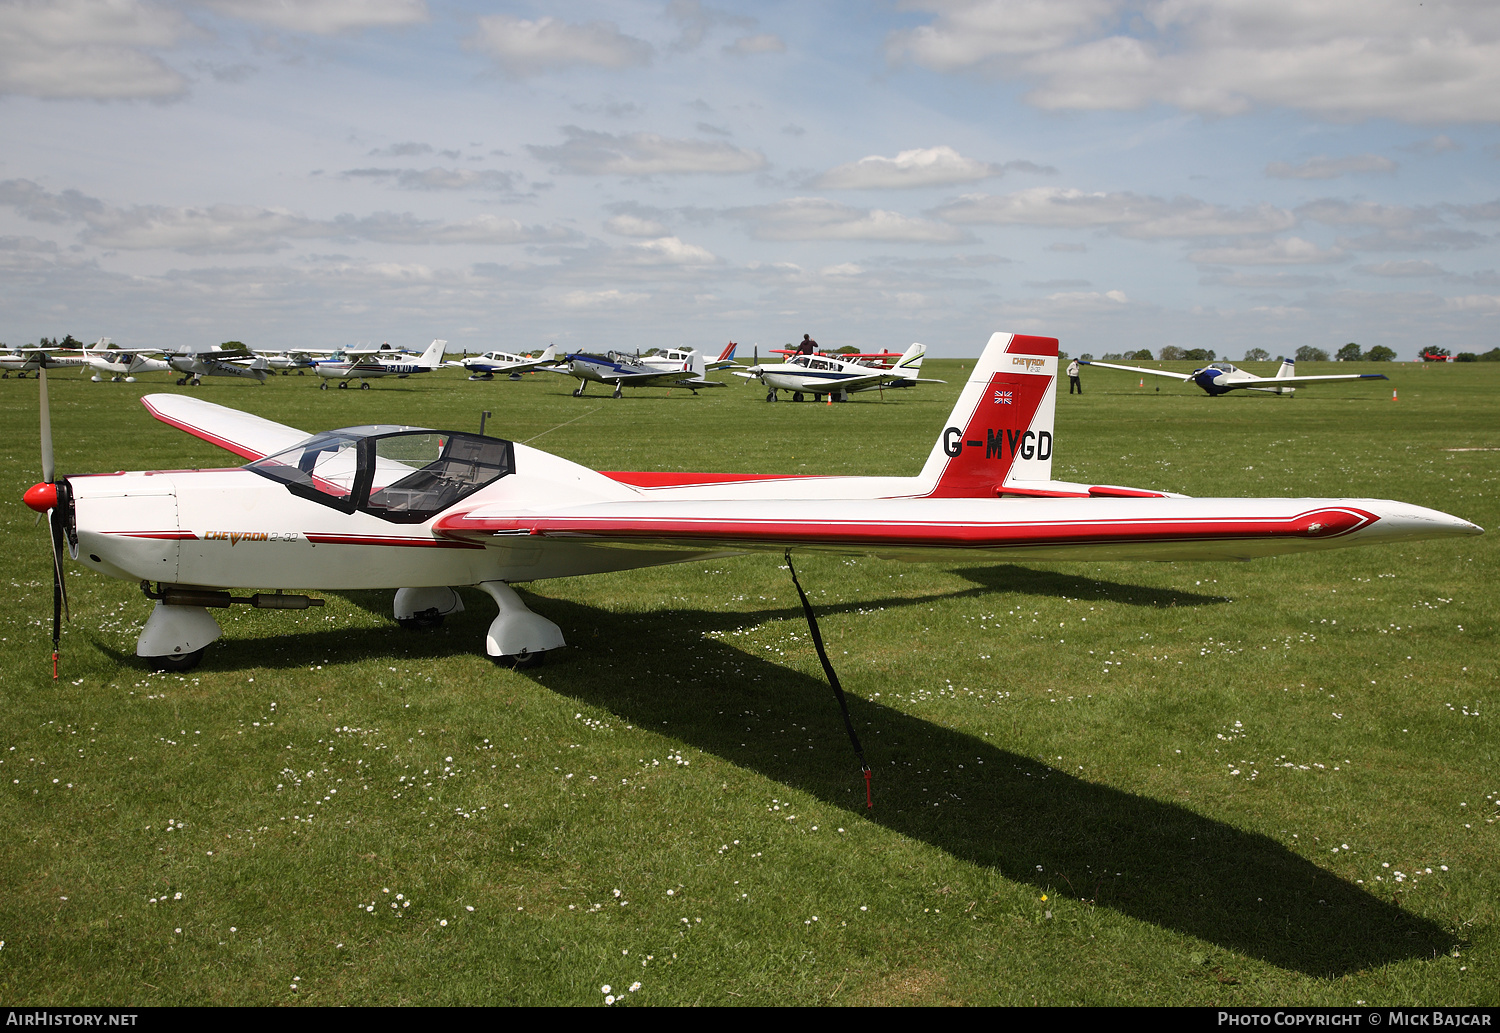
[{"left": 1067, "top": 358, "right": 1081, "bottom": 394}]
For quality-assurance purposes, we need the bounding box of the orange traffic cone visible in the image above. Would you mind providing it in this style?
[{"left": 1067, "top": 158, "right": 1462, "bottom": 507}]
[
  {"left": 1392, "top": 389, "right": 1398, "bottom": 401},
  {"left": 1138, "top": 378, "right": 1144, "bottom": 387}
]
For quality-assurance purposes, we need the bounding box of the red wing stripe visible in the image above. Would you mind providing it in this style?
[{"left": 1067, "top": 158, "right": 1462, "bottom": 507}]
[
  {"left": 602, "top": 471, "right": 823, "bottom": 489},
  {"left": 435, "top": 507, "right": 1377, "bottom": 549},
  {"left": 140, "top": 397, "right": 266, "bottom": 461}
]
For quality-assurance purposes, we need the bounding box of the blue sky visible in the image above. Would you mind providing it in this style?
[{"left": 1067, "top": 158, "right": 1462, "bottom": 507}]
[{"left": 3, "top": 0, "right": 1500, "bottom": 359}]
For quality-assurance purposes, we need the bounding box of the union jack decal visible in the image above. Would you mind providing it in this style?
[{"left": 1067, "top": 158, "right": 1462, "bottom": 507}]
[{"left": 994, "top": 389, "right": 1013, "bottom": 405}]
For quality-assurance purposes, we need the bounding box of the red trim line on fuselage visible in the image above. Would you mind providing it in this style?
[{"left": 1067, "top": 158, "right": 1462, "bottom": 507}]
[{"left": 303, "top": 533, "right": 484, "bottom": 550}]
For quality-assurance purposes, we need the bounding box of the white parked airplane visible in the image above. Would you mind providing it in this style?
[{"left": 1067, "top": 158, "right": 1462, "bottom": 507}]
[
  {"left": 1081, "top": 357, "right": 1389, "bottom": 396},
  {"left": 550, "top": 349, "right": 725, "bottom": 398},
  {"left": 448, "top": 345, "right": 560, "bottom": 380},
  {"left": 1, "top": 346, "right": 90, "bottom": 378},
  {"left": 313, "top": 339, "right": 448, "bottom": 389},
  {"left": 24, "top": 332, "right": 1480, "bottom": 678},
  {"left": 639, "top": 342, "right": 740, "bottom": 374},
  {"left": 734, "top": 343, "right": 942, "bottom": 402},
  {"left": 81, "top": 339, "right": 172, "bottom": 382}
]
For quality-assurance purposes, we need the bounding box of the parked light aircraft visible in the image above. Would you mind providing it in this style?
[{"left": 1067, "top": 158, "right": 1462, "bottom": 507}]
[
  {"left": 23, "top": 332, "right": 1480, "bottom": 677},
  {"left": 639, "top": 342, "right": 740, "bottom": 374},
  {"left": 550, "top": 350, "right": 725, "bottom": 398},
  {"left": 448, "top": 345, "right": 560, "bottom": 380},
  {"left": 81, "top": 339, "right": 171, "bottom": 382},
  {"left": 168, "top": 345, "right": 269, "bottom": 387},
  {"left": 1081, "top": 357, "right": 1389, "bottom": 396},
  {"left": 735, "top": 343, "right": 942, "bottom": 402},
  {"left": 313, "top": 339, "right": 448, "bottom": 389},
  {"left": 1, "top": 347, "right": 89, "bottom": 378}
]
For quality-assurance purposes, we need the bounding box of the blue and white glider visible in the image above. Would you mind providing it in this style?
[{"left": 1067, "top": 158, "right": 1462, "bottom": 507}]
[{"left": 1080, "top": 357, "right": 1388, "bottom": 396}]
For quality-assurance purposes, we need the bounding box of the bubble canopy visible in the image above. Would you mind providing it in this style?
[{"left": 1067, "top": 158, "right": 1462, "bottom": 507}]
[{"left": 246, "top": 426, "right": 516, "bottom": 523}]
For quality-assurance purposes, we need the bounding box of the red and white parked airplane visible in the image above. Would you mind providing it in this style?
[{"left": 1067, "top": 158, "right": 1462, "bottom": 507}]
[{"left": 24, "top": 332, "right": 1480, "bottom": 674}]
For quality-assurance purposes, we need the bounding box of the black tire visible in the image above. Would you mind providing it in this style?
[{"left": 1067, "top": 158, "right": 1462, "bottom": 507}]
[
  {"left": 146, "top": 648, "right": 205, "bottom": 673},
  {"left": 360, "top": 381, "right": 371, "bottom": 390},
  {"left": 176, "top": 378, "right": 187, "bottom": 386},
  {"left": 572, "top": 386, "right": 584, "bottom": 397},
  {"left": 396, "top": 612, "right": 444, "bottom": 631},
  {"left": 613, "top": 385, "right": 623, "bottom": 399},
  {"left": 792, "top": 392, "right": 804, "bottom": 403},
  {"left": 319, "top": 382, "right": 328, "bottom": 390},
  {"left": 765, "top": 390, "right": 775, "bottom": 403},
  {"left": 493, "top": 649, "right": 545, "bottom": 670},
  {"left": 338, "top": 381, "right": 348, "bottom": 389}
]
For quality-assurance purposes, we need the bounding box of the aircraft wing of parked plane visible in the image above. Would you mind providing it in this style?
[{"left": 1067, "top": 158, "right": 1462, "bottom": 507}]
[
  {"left": 22, "top": 331, "right": 1479, "bottom": 684},
  {"left": 551, "top": 350, "right": 726, "bottom": 398},
  {"left": 1081, "top": 357, "right": 1389, "bottom": 396}
]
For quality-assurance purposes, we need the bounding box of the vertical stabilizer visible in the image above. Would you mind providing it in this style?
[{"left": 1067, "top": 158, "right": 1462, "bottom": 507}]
[
  {"left": 1275, "top": 357, "right": 1296, "bottom": 379},
  {"left": 917, "top": 332, "right": 1058, "bottom": 498},
  {"left": 420, "top": 339, "right": 448, "bottom": 368}
]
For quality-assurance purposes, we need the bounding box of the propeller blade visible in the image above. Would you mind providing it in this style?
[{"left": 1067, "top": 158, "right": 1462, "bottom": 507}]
[
  {"left": 46, "top": 509, "right": 66, "bottom": 680},
  {"left": 39, "top": 365, "right": 54, "bottom": 483}
]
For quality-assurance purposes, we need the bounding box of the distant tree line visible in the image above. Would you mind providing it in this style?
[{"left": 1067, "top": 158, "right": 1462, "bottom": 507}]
[{"left": 1062, "top": 341, "right": 1497, "bottom": 363}]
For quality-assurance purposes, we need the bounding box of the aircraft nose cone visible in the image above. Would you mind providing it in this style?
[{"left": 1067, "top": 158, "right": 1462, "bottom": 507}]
[{"left": 24, "top": 481, "right": 57, "bottom": 513}]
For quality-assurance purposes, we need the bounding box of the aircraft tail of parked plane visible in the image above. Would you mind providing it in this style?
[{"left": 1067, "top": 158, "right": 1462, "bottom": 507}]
[
  {"left": 418, "top": 338, "right": 448, "bottom": 369},
  {"left": 916, "top": 333, "right": 1057, "bottom": 497},
  {"left": 1276, "top": 357, "right": 1296, "bottom": 379}
]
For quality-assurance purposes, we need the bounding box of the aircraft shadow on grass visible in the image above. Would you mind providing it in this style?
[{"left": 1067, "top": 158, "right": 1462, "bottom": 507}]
[{"left": 90, "top": 573, "right": 1448, "bottom": 976}]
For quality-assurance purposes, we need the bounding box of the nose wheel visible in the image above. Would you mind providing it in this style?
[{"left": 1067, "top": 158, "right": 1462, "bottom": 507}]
[{"left": 613, "top": 384, "right": 623, "bottom": 399}]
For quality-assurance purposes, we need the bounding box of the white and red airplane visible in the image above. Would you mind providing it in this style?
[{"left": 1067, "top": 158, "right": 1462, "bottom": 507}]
[
  {"left": 640, "top": 342, "right": 740, "bottom": 374},
  {"left": 23, "top": 332, "right": 1480, "bottom": 676},
  {"left": 734, "top": 343, "right": 942, "bottom": 402},
  {"left": 447, "top": 345, "right": 561, "bottom": 380}
]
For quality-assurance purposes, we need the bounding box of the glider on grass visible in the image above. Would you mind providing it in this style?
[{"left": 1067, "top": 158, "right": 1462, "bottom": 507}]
[
  {"left": 1081, "top": 356, "right": 1388, "bottom": 396},
  {"left": 733, "top": 343, "right": 943, "bottom": 402},
  {"left": 23, "top": 332, "right": 1480, "bottom": 676}
]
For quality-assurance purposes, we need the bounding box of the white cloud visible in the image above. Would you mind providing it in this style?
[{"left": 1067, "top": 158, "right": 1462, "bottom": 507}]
[
  {"left": 1336, "top": 227, "right": 1487, "bottom": 252},
  {"left": 466, "top": 15, "right": 652, "bottom": 77},
  {"left": 1190, "top": 236, "right": 1344, "bottom": 265},
  {"left": 1355, "top": 260, "right": 1448, "bottom": 277},
  {"left": 724, "top": 33, "right": 785, "bottom": 56},
  {"left": 559, "top": 288, "right": 650, "bottom": 308},
  {"left": 0, "top": 0, "right": 188, "bottom": 99},
  {"left": 814, "top": 146, "right": 1011, "bottom": 189},
  {"left": 1295, "top": 199, "right": 1428, "bottom": 229},
  {"left": 615, "top": 236, "right": 719, "bottom": 266},
  {"left": 605, "top": 214, "right": 671, "bottom": 237},
  {"left": 888, "top": 0, "right": 1500, "bottom": 124},
  {"left": 0, "top": 179, "right": 575, "bottom": 252},
  {"left": 528, "top": 127, "right": 766, "bottom": 175},
  {"left": 1265, "top": 154, "right": 1397, "bottom": 179},
  {"left": 341, "top": 167, "right": 519, "bottom": 191},
  {"left": 933, "top": 187, "right": 1295, "bottom": 238},
  {"left": 729, "top": 197, "right": 973, "bottom": 243},
  {"left": 200, "top": 0, "right": 427, "bottom": 34}
]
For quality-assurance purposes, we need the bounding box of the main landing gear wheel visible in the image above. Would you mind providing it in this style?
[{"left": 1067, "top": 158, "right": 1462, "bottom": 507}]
[
  {"left": 792, "top": 392, "right": 804, "bottom": 403},
  {"left": 572, "top": 385, "right": 585, "bottom": 397},
  {"left": 337, "top": 381, "right": 349, "bottom": 389},
  {"left": 191, "top": 378, "right": 202, "bottom": 387},
  {"left": 492, "top": 649, "right": 545, "bottom": 670},
  {"left": 360, "top": 381, "right": 371, "bottom": 390},
  {"left": 145, "top": 648, "right": 205, "bottom": 673},
  {"left": 612, "top": 384, "right": 623, "bottom": 399},
  {"left": 175, "top": 377, "right": 187, "bottom": 386}
]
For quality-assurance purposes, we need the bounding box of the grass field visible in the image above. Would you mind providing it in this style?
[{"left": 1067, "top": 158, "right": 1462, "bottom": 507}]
[{"left": 1, "top": 357, "right": 1495, "bottom": 1006}]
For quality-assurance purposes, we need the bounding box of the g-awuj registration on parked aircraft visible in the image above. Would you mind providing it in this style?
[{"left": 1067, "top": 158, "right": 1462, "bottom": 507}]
[
  {"left": 735, "top": 343, "right": 943, "bottom": 402},
  {"left": 168, "top": 345, "right": 269, "bottom": 387},
  {"left": 1081, "top": 356, "right": 1389, "bottom": 396},
  {"left": 23, "top": 332, "right": 1480, "bottom": 677},
  {"left": 313, "top": 339, "right": 448, "bottom": 389}
]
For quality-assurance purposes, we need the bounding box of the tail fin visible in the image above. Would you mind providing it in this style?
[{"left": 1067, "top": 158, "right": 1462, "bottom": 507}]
[
  {"left": 90, "top": 337, "right": 113, "bottom": 352},
  {"left": 536, "top": 344, "right": 557, "bottom": 363},
  {"left": 690, "top": 351, "right": 707, "bottom": 378},
  {"left": 419, "top": 339, "right": 448, "bottom": 368},
  {"left": 892, "top": 342, "right": 925, "bottom": 374},
  {"left": 916, "top": 333, "right": 1058, "bottom": 498},
  {"left": 1275, "top": 356, "right": 1295, "bottom": 379},
  {"left": 717, "top": 342, "right": 737, "bottom": 363}
]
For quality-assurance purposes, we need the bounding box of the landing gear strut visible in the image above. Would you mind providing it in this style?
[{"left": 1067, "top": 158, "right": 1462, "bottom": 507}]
[{"left": 480, "top": 582, "right": 564, "bottom": 669}]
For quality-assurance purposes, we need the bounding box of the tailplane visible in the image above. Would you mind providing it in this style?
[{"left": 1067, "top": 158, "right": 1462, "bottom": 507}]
[{"left": 916, "top": 333, "right": 1058, "bottom": 498}]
